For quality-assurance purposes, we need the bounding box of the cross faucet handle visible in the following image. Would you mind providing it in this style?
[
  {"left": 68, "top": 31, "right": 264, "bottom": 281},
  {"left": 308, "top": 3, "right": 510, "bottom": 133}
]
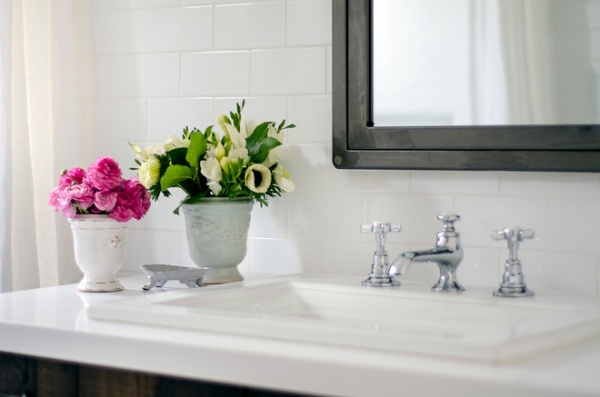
[
  {"left": 491, "top": 227, "right": 535, "bottom": 242},
  {"left": 491, "top": 227, "right": 534, "bottom": 261},
  {"left": 360, "top": 222, "right": 402, "bottom": 288},
  {"left": 491, "top": 227, "right": 535, "bottom": 298},
  {"left": 437, "top": 213, "right": 460, "bottom": 232},
  {"left": 360, "top": 222, "right": 401, "bottom": 234}
]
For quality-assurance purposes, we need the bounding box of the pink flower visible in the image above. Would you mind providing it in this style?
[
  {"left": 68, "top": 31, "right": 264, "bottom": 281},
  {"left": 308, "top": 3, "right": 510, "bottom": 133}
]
[
  {"left": 93, "top": 190, "right": 118, "bottom": 212},
  {"left": 48, "top": 183, "right": 95, "bottom": 218},
  {"left": 59, "top": 167, "right": 86, "bottom": 186},
  {"left": 124, "top": 178, "right": 151, "bottom": 220},
  {"left": 108, "top": 204, "right": 133, "bottom": 222},
  {"left": 105, "top": 179, "right": 151, "bottom": 222},
  {"left": 49, "top": 157, "right": 152, "bottom": 222},
  {"left": 86, "top": 157, "right": 123, "bottom": 191},
  {"left": 49, "top": 185, "right": 77, "bottom": 218},
  {"left": 69, "top": 183, "right": 95, "bottom": 210}
]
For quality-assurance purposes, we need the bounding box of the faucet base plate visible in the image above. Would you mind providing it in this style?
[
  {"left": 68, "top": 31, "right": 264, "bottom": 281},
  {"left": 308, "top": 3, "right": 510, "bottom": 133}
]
[
  {"left": 362, "top": 277, "right": 400, "bottom": 288},
  {"left": 494, "top": 285, "right": 534, "bottom": 298}
]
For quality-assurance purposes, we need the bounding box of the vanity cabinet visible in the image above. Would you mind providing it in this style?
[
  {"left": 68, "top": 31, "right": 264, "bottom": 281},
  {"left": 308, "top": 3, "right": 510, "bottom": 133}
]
[{"left": 0, "top": 352, "right": 309, "bottom": 397}]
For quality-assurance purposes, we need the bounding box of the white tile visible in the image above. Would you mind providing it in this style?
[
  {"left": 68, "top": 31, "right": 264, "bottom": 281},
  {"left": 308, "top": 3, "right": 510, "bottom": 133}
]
[
  {"left": 368, "top": 194, "right": 454, "bottom": 245},
  {"left": 457, "top": 246, "right": 500, "bottom": 289},
  {"left": 411, "top": 171, "right": 499, "bottom": 195},
  {"left": 82, "top": 99, "right": 146, "bottom": 141},
  {"left": 116, "top": 0, "right": 179, "bottom": 9},
  {"left": 454, "top": 196, "right": 547, "bottom": 250},
  {"left": 77, "top": 141, "right": 137, "bottom": 176},
  {"left": 249, "top": 196, "right": 289, "bottom": 239},
  {"left": 287, "top": 0, "right": 332, "bottom": 46},
  {"left": 145, "top": 7, "right": 213, "bottom": 52},
  {"left": 214, "top": 3, "right": 285, "bottom": 49},
  {"left": 547, "top": 198, "right": 600, "bottom": 254},
  {"left": 81, "top": 11, "right": 145, "bottom": 55},
  {"left": 181, "top": 51, "right": 250, "bottom": 96},
  {"left": 79, "top": 54, "right": 180, "bottom": 97},
  {"left": 289, "top": 191, "right": 367, "bottom": 241},
  {"left": 147, "top": 98, "right": 214, "bottom": 141},
  {"left": 250, "top": 238, "right": 302, "bottom": 275},
  {"left": 500, "top": 172, "right": 599, "bottom": 198},
  {"left": 329, "top": 169, "right": 411, "bottom": 193},
  {"left": 522, "top": 251, "right": 598, "bottom": 295},
  {"left": 283, "top": 143, "right": 330, "bottom": 193},
  {"left": 288, "top": 95, "right": 331, "bottom": 144},
  {"left": 145, "top": 195, "right": 188, "bottom": 232},
  {"left": 325, "top": 240, "right": 374, "bottom": 277},
  {"left": 124, "top": 229, "right": 182, "bottom": 271},
  {"left": 251, "top": 48, "right": 327, "bottom": 95},
  {"left": 214, "top": 97, "right": 288, "bottom": 129}
]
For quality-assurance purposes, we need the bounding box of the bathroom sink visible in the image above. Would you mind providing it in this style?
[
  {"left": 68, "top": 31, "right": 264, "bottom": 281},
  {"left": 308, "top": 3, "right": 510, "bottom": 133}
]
[{"left": 87, "top": 274, "right": 600, "bottom": 363}]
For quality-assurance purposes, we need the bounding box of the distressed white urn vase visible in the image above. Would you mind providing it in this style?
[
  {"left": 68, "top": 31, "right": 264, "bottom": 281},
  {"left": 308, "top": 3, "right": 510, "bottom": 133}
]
[
  {"left": 181, "top": 198, "right": 254, "bottom": 284},
  {"left": 68, "top": 214, "right": 127, "bottom": 292}
]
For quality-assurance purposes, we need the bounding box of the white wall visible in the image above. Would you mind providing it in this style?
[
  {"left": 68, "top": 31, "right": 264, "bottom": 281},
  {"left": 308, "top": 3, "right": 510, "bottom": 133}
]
[{"left": 73, "top": 0, "right": 600, "bottom": 295}]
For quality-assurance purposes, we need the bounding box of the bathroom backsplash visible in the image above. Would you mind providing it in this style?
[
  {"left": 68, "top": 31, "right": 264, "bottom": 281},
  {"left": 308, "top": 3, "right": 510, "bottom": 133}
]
[{"left": 73, "top": 0, "right": 600, "bottom": 295}]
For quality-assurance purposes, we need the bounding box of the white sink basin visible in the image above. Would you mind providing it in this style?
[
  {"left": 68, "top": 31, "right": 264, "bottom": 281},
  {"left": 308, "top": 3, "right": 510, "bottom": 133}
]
[{"left": 87, "top": 274, "right": 600, "bottom": 363}]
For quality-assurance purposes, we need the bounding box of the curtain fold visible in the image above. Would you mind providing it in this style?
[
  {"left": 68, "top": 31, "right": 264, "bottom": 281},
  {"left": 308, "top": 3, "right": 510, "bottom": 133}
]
[
  {"left": 468, "top": 0, "right": 555, "bottom": 125},
  {"left": 0, "top": 0, "right": 13, "bottom": 292},
  {"left": 1, "top": 0, "right": 80, "bottom": 292}
]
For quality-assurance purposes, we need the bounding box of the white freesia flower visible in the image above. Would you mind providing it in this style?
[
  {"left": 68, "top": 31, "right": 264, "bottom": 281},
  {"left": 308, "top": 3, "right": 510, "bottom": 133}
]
[
  {"left": 228, "top": 148, "right": 248, "bottom": 162},
  {"left": 215, "top": 143, "right": 226, "bottom": 161},
  {"left": 200, "top": 157, "right": 223, "bottom": 195},
  {"left": 244, "top": 119, "right": 258, "bottom": 137},
  {"left": 273, "top": 165, "right": 295, "bottom": 192},
  {"left": 264, "top": 123, "right": 283, "bottom": 166},
  {"left": 131, "top": 101, "right": 296, "bottom": 210},
  {"left": 137, "top": 156, "right": 161, "bottom": 188},
  {"left": 225, "top": 123, "right": 246, "bottom": 149},
  {"left": 163, "top": 134, "right": 190, "bottom": 151},
  {"left": 131, "top": 142, "right": 164, "bottom": 161},
  {"left": 244, "top": 164, "right": 271, "bottom": 194},
  {"left": 217, "top": 114, "right": 229, "bottom": 137}
]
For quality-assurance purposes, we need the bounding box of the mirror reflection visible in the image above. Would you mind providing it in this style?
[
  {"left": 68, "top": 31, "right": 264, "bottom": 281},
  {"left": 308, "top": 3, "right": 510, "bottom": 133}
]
[{"left": 373, "top": 0, "right": 600, "bottom": 127}]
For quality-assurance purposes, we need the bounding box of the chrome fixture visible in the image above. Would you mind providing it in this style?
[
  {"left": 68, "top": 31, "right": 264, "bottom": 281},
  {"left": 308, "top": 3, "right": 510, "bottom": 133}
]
[
  {"left": 491, "top": 227, "right": 535, "bottom": 298},
  {"left": 391, "top": 214, "right": 465, "bottom": 292},
  {"left": 361, "top": 222, "right": 401, "bottom": 287}
]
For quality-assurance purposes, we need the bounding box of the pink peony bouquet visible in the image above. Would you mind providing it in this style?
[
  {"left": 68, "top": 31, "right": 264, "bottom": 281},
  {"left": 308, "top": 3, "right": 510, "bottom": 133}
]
[{"left": 49, "top": 157, "right": 151, "bottom": 222}]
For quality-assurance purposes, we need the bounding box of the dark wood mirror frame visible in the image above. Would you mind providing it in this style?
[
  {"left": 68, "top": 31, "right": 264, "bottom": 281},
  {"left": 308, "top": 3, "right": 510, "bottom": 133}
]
[{"left": 332, "top": 0, "right": 600, "bottom": 172}]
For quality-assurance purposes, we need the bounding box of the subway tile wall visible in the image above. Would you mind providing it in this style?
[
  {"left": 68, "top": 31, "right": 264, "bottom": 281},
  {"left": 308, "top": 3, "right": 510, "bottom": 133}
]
[{"left": 73, "top": 0, "right": 600, "bottom": 295}]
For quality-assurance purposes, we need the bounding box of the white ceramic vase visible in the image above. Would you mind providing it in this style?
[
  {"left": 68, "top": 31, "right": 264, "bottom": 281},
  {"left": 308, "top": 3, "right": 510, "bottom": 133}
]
[
  {"left": 181, "top": 198, "right": 254, "bottom": 284},
  {"left": 68, "top": 214, "right": 127, "bottom": 292}
]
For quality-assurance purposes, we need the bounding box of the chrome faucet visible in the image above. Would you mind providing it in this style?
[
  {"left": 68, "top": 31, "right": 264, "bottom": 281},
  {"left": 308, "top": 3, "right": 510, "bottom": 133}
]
[
  {"left": 491, "top": 227, "right": 535, "bottom": 297},
  {"left": 390, "top": 214, "right": 465, "bottom": 292},
  {"left": 360, "top": 222, "right": 402, "bottom": 288}
]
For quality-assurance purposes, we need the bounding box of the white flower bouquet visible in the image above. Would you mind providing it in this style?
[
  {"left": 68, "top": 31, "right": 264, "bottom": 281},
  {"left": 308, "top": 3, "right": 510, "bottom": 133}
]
[{"left": 131, "top": 101, "right": 295, "bottom": 213}]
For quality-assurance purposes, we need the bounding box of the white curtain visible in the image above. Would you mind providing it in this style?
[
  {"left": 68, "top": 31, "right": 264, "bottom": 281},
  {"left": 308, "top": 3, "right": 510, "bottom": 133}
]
[
  {"left": 468, "top": 0, "right": 555, "bottom": 125},
  {"left": 0, "top": 0, "right": 80, "bottom": 292}
]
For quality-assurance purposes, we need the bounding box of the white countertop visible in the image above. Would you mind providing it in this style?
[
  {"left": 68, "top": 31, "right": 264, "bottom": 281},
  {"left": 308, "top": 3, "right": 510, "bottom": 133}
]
[{"left": 1, "top": 273, "right": 600, "bottom": 397}]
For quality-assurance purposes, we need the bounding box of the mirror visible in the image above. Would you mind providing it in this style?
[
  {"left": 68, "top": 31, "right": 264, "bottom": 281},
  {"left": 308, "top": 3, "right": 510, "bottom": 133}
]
[{"left": 332, "top": 0, "right": 600, "bottom": 171}]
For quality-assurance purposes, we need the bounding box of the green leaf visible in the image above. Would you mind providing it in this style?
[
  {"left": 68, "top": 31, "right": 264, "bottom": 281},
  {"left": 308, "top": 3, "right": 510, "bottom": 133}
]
[
  {"left": 186, "top": 131, "right": 207, "bottom": 174},
  {"left": 245, "top": 121, "right": 271, "bottom": 150},
  {"left": 167, "top": 147, "right": 188, "bottom": 166},
  {"left": 249, "top": 137, "right": 282, "bottom": 164},
  {"left": 160, "top": 165, "right": 192, "bottom": 191}
]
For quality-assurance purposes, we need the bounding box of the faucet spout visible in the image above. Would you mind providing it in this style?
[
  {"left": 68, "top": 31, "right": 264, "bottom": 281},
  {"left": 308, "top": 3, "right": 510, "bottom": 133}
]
[{"left": 393, "top": 214, "right": 465, "bottom": 292}]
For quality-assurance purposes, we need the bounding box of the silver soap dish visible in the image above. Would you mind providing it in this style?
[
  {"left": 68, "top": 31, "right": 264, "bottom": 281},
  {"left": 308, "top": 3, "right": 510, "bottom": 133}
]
[{"left": 140, "top": 264, "right": 209, "bottom": 290}]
